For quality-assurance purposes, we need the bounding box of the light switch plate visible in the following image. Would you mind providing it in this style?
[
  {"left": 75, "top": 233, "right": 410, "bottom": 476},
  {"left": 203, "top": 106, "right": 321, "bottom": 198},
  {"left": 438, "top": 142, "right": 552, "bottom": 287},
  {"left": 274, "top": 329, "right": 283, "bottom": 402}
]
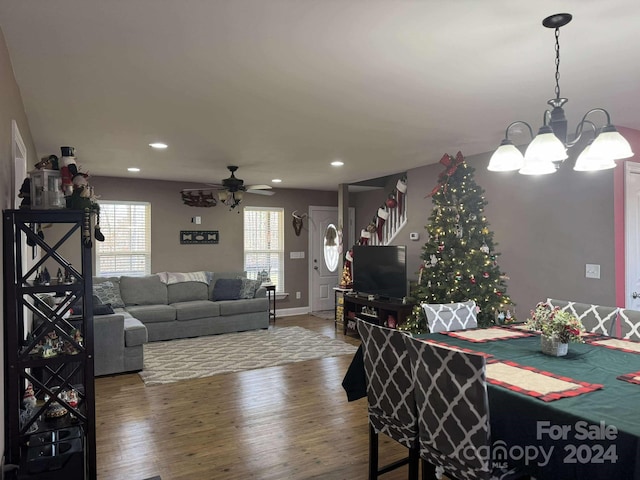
[{"left": 585, "top": 264, "right": 601, "bottom": 279}]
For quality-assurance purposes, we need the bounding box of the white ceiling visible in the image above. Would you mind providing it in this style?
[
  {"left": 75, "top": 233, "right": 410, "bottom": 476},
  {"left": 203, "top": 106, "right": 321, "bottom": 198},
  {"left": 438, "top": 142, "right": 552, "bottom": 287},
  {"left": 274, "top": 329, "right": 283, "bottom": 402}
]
[{"left": 1, "top": 1, "right": 639, "bottom": 191}]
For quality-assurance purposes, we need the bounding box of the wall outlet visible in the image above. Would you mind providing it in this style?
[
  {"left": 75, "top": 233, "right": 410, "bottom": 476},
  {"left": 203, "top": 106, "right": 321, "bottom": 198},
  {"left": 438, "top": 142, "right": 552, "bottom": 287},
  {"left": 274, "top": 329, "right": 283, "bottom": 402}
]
[
  {"left": 296, "top": 291, "right": 301, "bottom": 299},
  {"left": 585, "top": 264, "right": 601, "bottom": 279}
]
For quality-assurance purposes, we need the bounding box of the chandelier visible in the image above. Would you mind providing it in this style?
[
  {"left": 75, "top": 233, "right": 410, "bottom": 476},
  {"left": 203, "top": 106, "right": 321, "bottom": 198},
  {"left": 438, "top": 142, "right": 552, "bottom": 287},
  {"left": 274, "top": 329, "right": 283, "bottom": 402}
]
[{"left": 488, "top": 13, "right": 633, "bottom": 174}]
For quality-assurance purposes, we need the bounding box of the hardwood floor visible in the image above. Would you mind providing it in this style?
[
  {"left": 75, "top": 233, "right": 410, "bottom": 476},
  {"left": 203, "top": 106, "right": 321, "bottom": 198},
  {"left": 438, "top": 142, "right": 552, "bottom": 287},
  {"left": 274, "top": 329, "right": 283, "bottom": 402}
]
[{"left": 95, "top": 314, "right": 411, "bottom": 480}]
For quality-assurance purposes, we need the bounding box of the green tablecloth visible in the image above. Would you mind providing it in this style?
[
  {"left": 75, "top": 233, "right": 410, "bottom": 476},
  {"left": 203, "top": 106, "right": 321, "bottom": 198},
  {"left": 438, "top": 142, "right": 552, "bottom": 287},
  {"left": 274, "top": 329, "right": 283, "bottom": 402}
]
[
  {"left": 342, "top": 331, "right": 640, "bottom": 478},
  {"left": 424, "top": 332, "right": 640, "bottom": 479}
]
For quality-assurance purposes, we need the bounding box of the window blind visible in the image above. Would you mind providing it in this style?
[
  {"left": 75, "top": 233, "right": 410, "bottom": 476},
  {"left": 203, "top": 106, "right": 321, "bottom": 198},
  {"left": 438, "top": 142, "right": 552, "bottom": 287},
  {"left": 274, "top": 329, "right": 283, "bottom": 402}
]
[
  {"left": 96, "top": 201, "right": 151, "bottom": 277},
  {"left": 244, "top": 207, "right": 284, "bottom": 291}
]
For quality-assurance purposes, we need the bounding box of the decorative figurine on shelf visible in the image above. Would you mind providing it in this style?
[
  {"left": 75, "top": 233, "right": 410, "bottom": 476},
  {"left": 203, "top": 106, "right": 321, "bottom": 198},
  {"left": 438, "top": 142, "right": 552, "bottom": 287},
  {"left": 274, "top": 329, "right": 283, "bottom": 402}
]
[
  {"left": 56, "top": 268, "right": 63, "bottom": 284},
  {"left": 42, "top": 337, "right": 56, "bottom": 358},
  {"left": 64, "top": 266, "right": 74, "bottom": 284},
  {"left": 42, "top": 266, "right": 51, "bottom": 285},
  {"left": 66, "top": 389, "right": 79, "bottom": 408},
  {"left": 22, "top": 382, "right": 37, "bottom": 411}
]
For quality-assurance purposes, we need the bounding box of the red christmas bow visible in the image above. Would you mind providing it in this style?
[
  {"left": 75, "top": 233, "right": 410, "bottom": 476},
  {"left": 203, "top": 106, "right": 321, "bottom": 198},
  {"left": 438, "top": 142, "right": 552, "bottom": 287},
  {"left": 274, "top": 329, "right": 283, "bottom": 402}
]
[{"left": 426, "top": 151, "right": 465, "bottom": 198}]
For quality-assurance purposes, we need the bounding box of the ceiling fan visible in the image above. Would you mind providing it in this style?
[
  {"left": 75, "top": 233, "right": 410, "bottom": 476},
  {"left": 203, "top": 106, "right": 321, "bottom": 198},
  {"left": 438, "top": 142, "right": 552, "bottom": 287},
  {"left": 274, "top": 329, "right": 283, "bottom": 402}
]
[{"left": 180, "top": 165, "right": 274, "bottom": 209}]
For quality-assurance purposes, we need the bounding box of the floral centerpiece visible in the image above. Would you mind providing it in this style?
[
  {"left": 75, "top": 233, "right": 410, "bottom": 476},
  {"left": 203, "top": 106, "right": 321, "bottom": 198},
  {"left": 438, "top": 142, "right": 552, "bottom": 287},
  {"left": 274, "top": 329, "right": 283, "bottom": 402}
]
[{"left": 526, "top": 302, "right": 585, "bottom": 356}]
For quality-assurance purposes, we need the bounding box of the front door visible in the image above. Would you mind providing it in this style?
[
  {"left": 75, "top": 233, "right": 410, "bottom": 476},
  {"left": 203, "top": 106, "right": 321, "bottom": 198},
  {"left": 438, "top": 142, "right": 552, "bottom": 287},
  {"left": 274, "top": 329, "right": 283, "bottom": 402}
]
[{"left": 309, "top": 206, "right": 339, "bottom": 312}]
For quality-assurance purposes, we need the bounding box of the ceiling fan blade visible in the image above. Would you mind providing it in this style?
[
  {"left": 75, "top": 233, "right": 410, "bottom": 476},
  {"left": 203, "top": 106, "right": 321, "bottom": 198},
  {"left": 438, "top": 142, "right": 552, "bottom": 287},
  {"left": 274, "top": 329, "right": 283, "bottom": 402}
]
[
  {"left": 246, "top": 189, "right": 275, "bottom": 196},
  {"left": 181, "top": 186, "right": 223, "bottom": 192},
  {"left": 245, "top": 184, "right": 272, "bottom": 191}
]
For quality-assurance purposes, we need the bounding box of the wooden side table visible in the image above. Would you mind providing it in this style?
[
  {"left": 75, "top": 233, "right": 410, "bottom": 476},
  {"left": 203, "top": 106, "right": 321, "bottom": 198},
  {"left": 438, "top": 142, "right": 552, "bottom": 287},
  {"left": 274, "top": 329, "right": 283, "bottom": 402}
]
[
  {"left": 264, "top": 284, "right": 276, "bottom": 323},
  {"left": 333, "top": 287, "right": 352, "bottom": 330}
]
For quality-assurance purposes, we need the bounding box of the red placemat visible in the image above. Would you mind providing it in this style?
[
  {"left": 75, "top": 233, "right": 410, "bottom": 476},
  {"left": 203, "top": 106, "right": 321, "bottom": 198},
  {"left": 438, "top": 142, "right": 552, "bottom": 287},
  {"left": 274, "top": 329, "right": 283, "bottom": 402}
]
[
  {"left": 442, "top": 326, "right": 536, "bottom": 343},
  {"left": 587, "top": 337, "right": 640, "bottom": 354},
  {"left": 486, "top": 360, "right": 604, "bottom": 402},
  {"left": 617, "top": 371, "right": 640, "bottom": 385}
]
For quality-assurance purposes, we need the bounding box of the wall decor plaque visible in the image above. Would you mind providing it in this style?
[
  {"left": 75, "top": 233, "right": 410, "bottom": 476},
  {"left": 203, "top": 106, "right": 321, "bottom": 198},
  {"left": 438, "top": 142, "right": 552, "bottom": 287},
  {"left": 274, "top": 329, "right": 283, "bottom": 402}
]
[{"left": 180, "top": 230, "right": 219, "bottom": 245}]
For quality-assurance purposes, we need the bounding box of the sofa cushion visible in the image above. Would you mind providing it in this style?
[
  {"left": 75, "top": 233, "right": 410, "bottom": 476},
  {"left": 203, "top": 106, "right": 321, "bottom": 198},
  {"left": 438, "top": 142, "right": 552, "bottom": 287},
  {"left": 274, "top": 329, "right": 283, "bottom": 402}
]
[
  {"left": 218, "top": 297, "right": 269, "bottom": 316},
  {"left": 168, "top": 281, "right": 209, "bottom": 304},
  {"left": 172, "top": 300, "right": 221, "bottom": 321},
  {"left": 125, "top": 304, "right": 176, "bottom": 323},
  {"left": 94, "top": 304, "right": 116, "bottom": 316},
  {"left": 239, "top": 278, "right": 262, "bottom": 299},
  {"left": 208, "top": 272, "right": 245, "bottom": 298},
  {"left": 211, "top": 278, "right": 243, "bottom": 301},
  {"left": 93, "top": 280, "right": 125, "bottom": 308},
  {"left": 124, "top": 318, "right": 148, "bottom": 347},
  {"left": 120, "top": 275, "right": 168, "bottom": 306}
]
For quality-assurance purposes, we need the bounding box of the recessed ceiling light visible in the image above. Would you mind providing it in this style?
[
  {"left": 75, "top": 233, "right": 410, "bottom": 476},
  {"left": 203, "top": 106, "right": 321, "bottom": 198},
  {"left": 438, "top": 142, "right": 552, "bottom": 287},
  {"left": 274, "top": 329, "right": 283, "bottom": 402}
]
[
  {"left": 331, "top": 160, "right": 344, "bottom": 167},
  {"left": 128, "top": 167, "right": 141, "bottom": 172},
  {"left": 149, "top": 142, "right": 168, "bottom": 149},
  {"left": 272, "top": 178, "right": 282, "bottom": 183}
]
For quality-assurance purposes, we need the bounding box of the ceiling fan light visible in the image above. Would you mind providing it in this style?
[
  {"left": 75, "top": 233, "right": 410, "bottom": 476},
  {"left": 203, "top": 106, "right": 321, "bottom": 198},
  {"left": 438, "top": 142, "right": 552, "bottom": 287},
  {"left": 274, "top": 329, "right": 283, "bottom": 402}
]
[
  {"left": 218, "top": 191, "right": 228, "bottom": 202},
  {"left": 487, "top": 140, "right": 524, "bottom": 172},
  {"left": 588, "top": 126, "right": 634, "bottom": 160},
  {"left": 235, "top": 191, "right": 244, "bottom": 201}
]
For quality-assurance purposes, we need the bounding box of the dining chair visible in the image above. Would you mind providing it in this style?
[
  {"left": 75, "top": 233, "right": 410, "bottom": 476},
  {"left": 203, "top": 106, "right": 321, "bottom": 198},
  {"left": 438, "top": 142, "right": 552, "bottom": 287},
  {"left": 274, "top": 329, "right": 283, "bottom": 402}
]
[
  {"left": 615, "top": 308, "right": 640, "bottom": 341},
  {"left": 357, "top": 319, "right": 431, "bottom": 480},
  {"left": 404, "top": 336, "right": 528, "bottom": 480},
  {"left": 421, "top": 300, "right": 477, "bottom": 333},
  {"left": 546, "top": 299, "right": 618, "bottom": 336}
]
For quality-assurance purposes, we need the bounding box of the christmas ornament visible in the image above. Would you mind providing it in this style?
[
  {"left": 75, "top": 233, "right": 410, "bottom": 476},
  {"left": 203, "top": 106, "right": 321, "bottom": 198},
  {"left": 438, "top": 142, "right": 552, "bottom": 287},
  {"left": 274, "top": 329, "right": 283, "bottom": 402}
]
[
  {"left": 429, "top": 254, "right": 438, "bottom": 266},
  {"left": 385, "top": 193, "right": 397, "bottom": 209},
  {"left": 482, "top": 272, "right": 490, "bottom": 279},
  {"left": 482, "top": 227, "right": 489, "bottom": 235},
  {"left": 470, "top": 275, "right": 476, "bottom": 284},
  {"left": 455, "top": 274, "right": 462, "bottom": 281},
  {"left": 455, "top": 224, "right": 463, "bottom": 238},
  {"left": 480, "top": 242, "right": 490, "bottom": 254},
  {"left": 469, "top": 213, "right": 477, "bottom": 221},
  {"left": 437, "top": 244, "right": 445, "bottom": 252}
]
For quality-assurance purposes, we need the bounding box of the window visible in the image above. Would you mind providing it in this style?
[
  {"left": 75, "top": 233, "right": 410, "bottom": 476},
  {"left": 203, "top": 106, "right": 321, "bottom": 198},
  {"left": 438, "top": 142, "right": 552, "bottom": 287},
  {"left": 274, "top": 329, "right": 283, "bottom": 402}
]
[
  {"left": 95, "top": 201, "right": 151, "bottom": 276},
  {"left": 244, "top": 207, "right": 284, "bottom": 291}
]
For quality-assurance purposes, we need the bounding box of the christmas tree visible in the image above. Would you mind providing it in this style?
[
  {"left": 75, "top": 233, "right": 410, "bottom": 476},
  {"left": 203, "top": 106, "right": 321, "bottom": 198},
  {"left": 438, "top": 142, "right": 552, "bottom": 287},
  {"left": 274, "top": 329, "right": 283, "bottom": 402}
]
[{"left": 402, "top": 152, "right": 513, "bottom": 332}]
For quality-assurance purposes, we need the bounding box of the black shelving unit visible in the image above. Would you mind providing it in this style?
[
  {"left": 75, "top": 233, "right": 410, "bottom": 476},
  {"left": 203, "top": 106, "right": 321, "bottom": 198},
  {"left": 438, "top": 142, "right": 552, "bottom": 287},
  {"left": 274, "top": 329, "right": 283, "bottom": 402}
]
[{"left": 3, "top": 210, "right": 96, "bottom": 480}]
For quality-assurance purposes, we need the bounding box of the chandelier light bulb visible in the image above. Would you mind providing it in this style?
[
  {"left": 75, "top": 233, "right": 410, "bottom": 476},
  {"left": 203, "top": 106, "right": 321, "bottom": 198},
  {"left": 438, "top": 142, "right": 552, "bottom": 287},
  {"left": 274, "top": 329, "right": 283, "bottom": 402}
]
[{"left": 489, "top": 13, "right": 632, "bottom": 175}]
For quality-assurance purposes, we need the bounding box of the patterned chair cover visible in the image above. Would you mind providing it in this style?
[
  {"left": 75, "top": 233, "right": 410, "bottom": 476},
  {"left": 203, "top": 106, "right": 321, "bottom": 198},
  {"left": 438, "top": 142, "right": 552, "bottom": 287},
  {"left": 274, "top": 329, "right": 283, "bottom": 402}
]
[
  {"left": 615, "top": 308, "right": 640, "bottom": 341},
  {"left": 421, "top": 301, "right": 477, "bottom": 333},
  {"left": 358, "top": 319, "right": 419, "bottom": 448},
  {"left": 546, "top": 299, "right": 618, "bottom": 336},
  {"left": 404, "top": 336, "right": 525, "bottom": 480}
]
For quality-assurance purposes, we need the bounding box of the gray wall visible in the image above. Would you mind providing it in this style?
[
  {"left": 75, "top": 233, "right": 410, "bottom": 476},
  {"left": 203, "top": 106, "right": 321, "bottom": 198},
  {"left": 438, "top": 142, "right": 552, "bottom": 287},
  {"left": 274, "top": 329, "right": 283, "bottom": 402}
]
[
  {"left": 89, "top": 176, "right": 337, "bottom": 310},
  {"left": 0, "top": 26, "right": 37, "bottom": 460},
  {"left": 350, "top": 151, "right": 620, "bottom": 319}
]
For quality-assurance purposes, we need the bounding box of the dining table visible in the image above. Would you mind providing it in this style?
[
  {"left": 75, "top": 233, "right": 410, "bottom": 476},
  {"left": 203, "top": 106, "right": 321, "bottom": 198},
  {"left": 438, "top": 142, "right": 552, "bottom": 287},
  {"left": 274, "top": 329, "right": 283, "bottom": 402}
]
[{"left": 342, "top": 325, "right": 640, "bottom": 479}]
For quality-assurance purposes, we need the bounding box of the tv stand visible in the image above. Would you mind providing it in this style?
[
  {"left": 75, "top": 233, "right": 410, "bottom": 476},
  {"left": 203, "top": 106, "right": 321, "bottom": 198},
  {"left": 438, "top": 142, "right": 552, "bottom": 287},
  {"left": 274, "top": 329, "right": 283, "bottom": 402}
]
[{"left": 343, "top": 294, "right": 414, "bottom": 335}]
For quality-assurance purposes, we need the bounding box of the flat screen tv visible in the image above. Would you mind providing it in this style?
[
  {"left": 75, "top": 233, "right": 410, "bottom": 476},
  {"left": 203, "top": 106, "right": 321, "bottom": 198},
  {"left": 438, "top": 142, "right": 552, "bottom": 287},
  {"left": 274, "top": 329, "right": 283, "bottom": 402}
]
[{"left": 352, "top": 245, "right": 407, "bottom": 301}]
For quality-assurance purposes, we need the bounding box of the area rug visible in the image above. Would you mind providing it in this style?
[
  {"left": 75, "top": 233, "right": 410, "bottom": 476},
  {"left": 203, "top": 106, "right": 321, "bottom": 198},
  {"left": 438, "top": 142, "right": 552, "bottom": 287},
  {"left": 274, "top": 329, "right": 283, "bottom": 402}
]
[
  {"left": 311, "top": 310, "right": 335, "bottom": 320},
  {"left": 138, "top": 326, "right": 358, "bottom": 386}
]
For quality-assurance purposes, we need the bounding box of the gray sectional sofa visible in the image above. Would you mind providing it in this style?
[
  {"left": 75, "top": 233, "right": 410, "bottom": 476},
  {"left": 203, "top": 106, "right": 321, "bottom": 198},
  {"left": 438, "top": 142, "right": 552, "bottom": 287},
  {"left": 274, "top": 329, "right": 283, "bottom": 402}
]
[{"left": 92, "top": 271, "right": 270, "bottom": 376}]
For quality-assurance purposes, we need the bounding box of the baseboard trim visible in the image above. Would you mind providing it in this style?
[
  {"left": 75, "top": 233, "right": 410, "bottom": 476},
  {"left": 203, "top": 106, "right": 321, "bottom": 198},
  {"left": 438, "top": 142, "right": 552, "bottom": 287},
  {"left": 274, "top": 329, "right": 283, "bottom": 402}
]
[{"left": 276, "top": 306, "right": 310, "bottom": 317}]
